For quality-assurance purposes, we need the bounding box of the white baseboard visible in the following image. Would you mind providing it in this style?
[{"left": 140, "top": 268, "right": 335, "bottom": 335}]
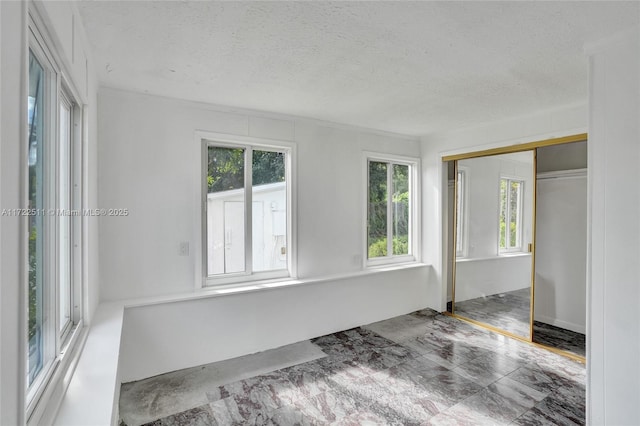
[{"left": 534, "top": 314, "right": 585, "bottom": 334}]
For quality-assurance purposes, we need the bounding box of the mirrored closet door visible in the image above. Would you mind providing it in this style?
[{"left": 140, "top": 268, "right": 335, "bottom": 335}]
[
  {"left": 450, "top": 151, "right": 535, "bottom": 340},
  {"left": 532, "top": 142, "right": 587, "bottom": 358},
  {"left": 445, "top": 135, "right": 588, "bottom": 362}
]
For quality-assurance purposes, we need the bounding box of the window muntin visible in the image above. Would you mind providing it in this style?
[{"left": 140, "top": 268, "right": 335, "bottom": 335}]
[
  {"left": 499, "top": 178, "right": 524, "bottom": 252},
  {"left": 205, "top": 142, "right": 289, "bottom": 283},
  {"left": 366, "top": 156, "right": 417, "bottom": 264}
]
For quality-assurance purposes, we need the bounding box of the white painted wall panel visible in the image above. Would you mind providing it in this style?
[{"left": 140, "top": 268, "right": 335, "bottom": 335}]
[
  {"left": 0, "top": 3, "right": 27, "bottom": 424},
  {"left": 120, "top": 265, "right": 430, "bottom": 382},
  {"left": 249, "top": 116, "right": 294, "bottom": 141},
  {"left": 586, "top": 26, "right": 640, "bottom": 425},
  {"left": 455, "top": 255, "right": 531, "bottom": 302},
  {"left": 40, "top": 1, "right": 73, "bottom": 67},
  {"left": 98, "top": 88, "right": 423, "bottom": 301},
  {"left": 534, "top": 174, "right": 587, "bottom": 333}
]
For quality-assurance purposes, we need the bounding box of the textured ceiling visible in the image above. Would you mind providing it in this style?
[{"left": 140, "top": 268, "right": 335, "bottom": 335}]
[{"left": 77, "top": 1, "right": 640, "bottom": 136}]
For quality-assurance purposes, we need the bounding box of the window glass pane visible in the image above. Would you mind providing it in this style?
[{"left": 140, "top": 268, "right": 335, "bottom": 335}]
[
  {"left": 499, "top": 178, "right": 507, "bottom": 249},
  {"left": 252, "top": 150, "right": 287, "bottom": 272},
  {"left": 392, "top": 164, "right": 409, "bottom": 255},
  {"left": 207, "top": 146, "right": 245, "bottom": 275},
  {"left": 509, "top": 181, "right": 521, "bottom": 248},
  {"left": 368, "top": 161, "right": 387, "bottom": 258},
  {"left": 28, "top": 51, "right": 48, "bottom": 386},
  {"left": 59, "top": 100, "right": 71, "bottom": 334}
]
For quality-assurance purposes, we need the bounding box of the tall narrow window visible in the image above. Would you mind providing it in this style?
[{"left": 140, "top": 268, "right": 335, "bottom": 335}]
[
  {"left": 27, "top": 37, "right": 83, "bottom": 414},
  {"left": 366, "top": 155, "right": 418, "bottom": 264},
  {"left": 28, "top": 48, "right": 52, "bottom": 388},
  {"left": 499, "top": 178, "right": 524, "bottom": 252},
  {"left": 205, "top": 140, "right": 290, "bottom": 284}
]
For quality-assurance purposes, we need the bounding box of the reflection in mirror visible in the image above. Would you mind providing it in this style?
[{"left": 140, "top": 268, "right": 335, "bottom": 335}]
[{"left": 452, "top": 151, "right": 534, "bottom": 339}]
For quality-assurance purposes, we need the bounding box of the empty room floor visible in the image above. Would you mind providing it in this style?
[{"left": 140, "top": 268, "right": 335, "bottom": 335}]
[
  {"left": 120, "top": 309, "right": 585, "bottom": 425},
  {"left": 453, "top": 288, "right": 531, "bottom": 337},
  {"left": 454, "top": 288, "right": 586, "bottom": 357}
]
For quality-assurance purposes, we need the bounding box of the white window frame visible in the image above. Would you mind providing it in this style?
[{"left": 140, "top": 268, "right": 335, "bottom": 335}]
[
  {"left": 26, "top": 9, "right": 85, "bottom": 423},
  {"left": 455, "top": 166, "right": 469, "bottom": 258},
  {"left": 364, "top": 152, "right": 420, "bottom": 267},
  {"left": 199, "top": 133, "right": 296, "bottom": 287},
  {"left": 498, "top": 176, "right": 524, "bottom": 253}
]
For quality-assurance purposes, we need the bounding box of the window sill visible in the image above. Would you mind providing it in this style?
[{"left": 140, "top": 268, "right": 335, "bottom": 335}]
[
  {"left": 498, "top": 251, "right": 531, "bottom": 257},
  {"left": 456, "top": 252, "right": 531, "bottom": 263},
  {"left": 27, "top": 322, "right": 88, "bottom": 426},
  {"left": 366, "top": 255, "right": 417, "bottom": 269},
  {"left": 126, "top": 263, "right": 430, "bottom": 309},
  {"left": 204, "top": 269, "right": 290, "bottom": 288}
]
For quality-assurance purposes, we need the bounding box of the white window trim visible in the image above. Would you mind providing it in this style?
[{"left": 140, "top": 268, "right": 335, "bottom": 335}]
[
  {"left": 363, "top": 151, "right": 421, "bottom": 268},
  {"left": 196, "top": 132, "right": 297, "bottom": 288},
  {"left": 498, "top": 175, "right": 525, "bottom": 254},
  {"left": 455, "top": 166, "right": 469, "bottom": 259},
  {"left": 26, "top": 7, "right": 86, "bottom": 425}
]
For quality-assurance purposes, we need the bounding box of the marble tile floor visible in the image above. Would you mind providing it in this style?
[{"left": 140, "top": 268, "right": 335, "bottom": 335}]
[
  {"left": 452, "top": 288, "right": 586, "bottom": 358},
  {"left": 452, "top": 288, "right": 532, "bottom": 338},
  {"left": 120, "top": 309, "right": 585, "bottom": 426},
  {"left": 120, "top": 341, "right": 327, "bottom": 426},
  {"left": 533, "top": 322, "right": 586, "bottom": 358}
]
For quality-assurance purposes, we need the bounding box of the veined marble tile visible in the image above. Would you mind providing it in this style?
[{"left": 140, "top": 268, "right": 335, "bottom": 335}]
[
  {"left": 421, "top": 341, "right": 486, "bottom": 370},
  {"left": 435, "top": 387, "right": 529, "bottom": 426},
  {"left": 417, "top": 370, "right": 484, "bottom": 408},
  {"left": 205, "top": 370, "right": 297, "bottom": 403},
  {"left": 514, "top": 395, "right": 585, "bottom": 426},
  {"left": 453, "top": 352, "right": 525, "bottom": 387},
  {"left": 333, "top": 410, "right": 397, "bottom": 426},
  {"left": 507, "top": 365, "right": 558, "bottom": 394},
  {"left": 120, "top": 340, "right": 324, "bottom": 426},
  {"left": 364, "top": 314, "right": 433, "bottom": 343},
  {"left": 122, "top": 310, "right": 585, "bottom": 426},
  {"left": 488, "top": 376, "right": 547, "bottom": 409},
  {"left": 296, "top": 389, "right": 359, "bottom": 424},
  {"left": 281, "top": 363, "right": 332, "bottom": 399},
  {"left": 141, "top": 404, "right": 216, "bottom": 426}
]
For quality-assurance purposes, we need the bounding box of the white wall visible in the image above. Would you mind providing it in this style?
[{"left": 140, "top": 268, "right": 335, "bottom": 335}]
[
  {"left": 120, "top": 265, "right": 429, "bottom": 382},
  {"left": 534, "top": 172, "right": 586, "bottom": 333},
  {"left": 0, "top": 1, "right": 99, "bottom": 424},
  {"left": 99, "top": 88, "right": 431, "bottom": 381},
  {"left": 455, "top": 255, "right": 531, "bottom": 302},
  {"left": 421, "top": 103, "right": 587, "bottom": 311},
  {"left": 98, "top": 88, "right": 423, "bottom": 299},
  {"left": 0, "top": 3, "right": 28, "bottom": 424},
  {"left": 586, "top": 26, "right": 640, "bottom": 425}
]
